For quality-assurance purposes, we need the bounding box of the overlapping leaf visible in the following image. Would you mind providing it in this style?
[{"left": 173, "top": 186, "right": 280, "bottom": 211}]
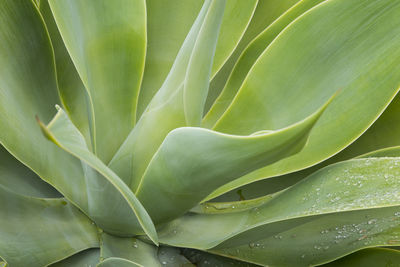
[
  {"left": 158, "top": 157, "right": 400, "bottom": 265},
  {"left": 207, "top": 0, "right": 400, "bottom": 199},
  {"left": 109, "top": 0, "right": 219, "bottom": 191},
  {"left": 0, "top": 186, "right": 98, "bottom": 267},
  {"left": 136, "top": 99, "right": 330, "bottom": 224},
  {"left": 0, "top": 145, "right": 60, "bottom": 198},
  {"left": 138, "top": 0, "right": 257, "bottom": 119},
  {"left": 50, "top": 249, "right": 100, "bottom": 267},
  {"left": 48, "top": 0, "right": 147, "bottom": 163},
  {"left": 203, "top": 0, "right": 326, "bottom": 127},
  {"left": 38, "top": 106, "right": 158, "bottom": 243}
]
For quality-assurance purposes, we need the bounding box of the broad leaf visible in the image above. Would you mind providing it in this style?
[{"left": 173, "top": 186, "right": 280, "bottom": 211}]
[
  {"left": 38, "top": 107, "right": 158, "bottom": 243},
  {"left": 136, "top": 99, "right": 329, "bottom": 224},
  {"left": 204, "top": 0, "right": 300, "bottom": 113},
  {"left": 50, "top": 249, "right": 100, "bottom": 267},
  {"left": 0, "top": 186, "right": 98, "bottom": 267},
  {"left": 0, "top": 145, "right": 60, "bottom": 198},
  {"left": 0, "top": 0, "right": 100, "bottom": 232},
  {"left": 97, "top": 258, "right": 141, "bottom": 267},
  {"left": 101, "top": 233, "right": 160, "bottom": 267},
  {"left": 203, "top": 0, "right": 326, "bottom": 127},
  {"left": 108, "top": 0, "right": 215, "bottom": 190},
  {"left": 48, "top": 0, "right": 147, "bottom": 163},
  {"left": 138, "top": 0, "right": 257, "bottom": 119},
  {"left": 39, "top": 0, "right": 92, "bottom": 148},
  {"left": 208, "top": 0, "right": 400, "bottom": 199},
  {"left": 213, "top": 206, "right": 400, "bottom": 266},
  {"left": 322, "top": 248, "right": 400, "bottom": 267},
  {"left": 183, "top": 0, "right": 225, "bottom": 126},
  {"left": 211, "top": 95, "right": 400, "bottom": 202},
  {"left": 158, "top": 158, "right": 400, "bottom": 250}
]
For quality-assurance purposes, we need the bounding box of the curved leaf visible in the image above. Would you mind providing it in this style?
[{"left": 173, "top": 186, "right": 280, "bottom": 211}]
[
  {"left": 213, "top": 95, "right": 400, "bottom": 202},
  {"left": 97, "top": 258, "right": 141, "bottom": 267},
  {"left": 157, "top": 247, "right": 194, "bottom": 267},
  {"left": 39, "top": 0, "right": 92, "bottom": 148},
  {"left": 0, "top": 145, "right": 60, "bottom": 198},
  {"left": 48, "top": 0, "right": 146, "bottom": 163},
  {"left": 321, "top": 248, "right": 400, "bottom": 267},
  {"left": 108, "top": 0, "right": 213, "bottom": 190},
  {"left": 213, "top": 206, "right": 400, "bottom": 266},
  {"left": 38, "top": 107, "right": 158, "bottom": 244},
  {"left": 208, "top": 0, "right": 400, "bottom": 199},
  {"left": 50, "top": 249, "right": 100, "bottom": 267},
  {"left": 183, "top": 0, "right": 226, "bottom": 126},
  {"left": 101, "top": 233, "right": 160, "bottom": 267},
  {"left": 182, "top": 249, "right": 258, "bottom": 267},
  {"left": 136, "top": 99, "right": 329, "bottom": 224},
  {"left": 0, "top": 186, "right": 98, "bottom": 267},
  {"left": 204, "top": 0, "right": 300, "bottom": 113},
  {"left": 138, "top": 0, "right": 257, "bottom": 119},
  {"left": 0, "top": 0, "right": 101, "bottom": 231},
  {"left": 203, "top": 0, "right": 326, "bottom": 127},
  {"left": 158, "top": 158, "right": 400, "bottom": 250}
]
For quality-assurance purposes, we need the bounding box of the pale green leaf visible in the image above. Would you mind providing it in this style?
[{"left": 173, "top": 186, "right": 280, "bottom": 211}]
[
  {"left": 48, "top": 0, "right": 146, "bottom": 163},
  {"left": 184, "top": 0, "right": 226, "bottom": 126},
  {"left": 157, "top": 247, "right": 194, "bottom": 267},
  {"left": 158, "top": 158, "right": 400, "bottom": 250},
  {"left": 136, "top": 0, "right": 203, "bottom": 119},
  {"left": 208, "top": 0, "right": 400, "bottom": 199},
  {"left": 204, "top": 0, "right": 300, "bottom": 113},
  {"left": 97, "top": 258, "right": 141, "bottom": 267},
  {"left": 39, "top": 0, "right": 92, "bottom": 148},
  {"left": 38, "top": 107, "right": 158, "bottom": 243},
  {"left": 50, "top": 249, "right": 100, "bottom": 267},
  {"left": 213, "top": 206, "right": 400, "bottom": 266},
  {"left": 0, "top": 0, "right": 99, "bottom": 230},
  {"left": 203, "top": 0, "right": 326, "bottom": 127},
  {"left": 321, "top": 248, "right": 400, "bottom": 267},
  {"left": 108, "top": 0, "right": 213, "bottom": 191},
  {"left": 0, "top": 186, "right": 98, "bottom": 267},
  {"left": 212, "top": 95, "right": 400, "bottom": 202},
  {"left": 0, "top": 145, "right": 60, "bottom": 198},
  {"left": 101, "top": 233, "right": 160, "bottom": 267},
  {"left": 136, "top": 99, "right": 329, "bottom": 224}
]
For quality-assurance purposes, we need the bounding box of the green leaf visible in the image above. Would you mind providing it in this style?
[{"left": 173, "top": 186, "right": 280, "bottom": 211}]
[
  {"left": 108, "top": 0, "right": 213, "bottom": 191},
  {"left": 0, "top": 145, "right": 60, "bottom": 198},
  {"left": 213, "top": 206, "right": 400, "bottom": 266},
  {"left": 204, "top": 0, "right": 300, "bottom": 114},
  {"left": 203, "top": 0, "right": 326, "bottom": 128},
  {"left": 38, "top": 107, "right": 158, "bottom": 244},
  {"left": 158, "top": 158, "right": 400, "bottom": 251},
  {"left": 97, "top": 258, "right": 141, "bottom": 267},
  {"left": 207, "top": 0, "right": 400, "bottom": 199},
  {"left": 136, "top": 99, "right": 330, "bottom": 224},
  {"left": 101, "top": 233, "right": 160, "bottom": 267},
  {"left": 136, "top": 0, "right": 203, "bottom": 119},
  {"left": 111, "top": 0, "right": 258, "bottom": 190},
  {"left": 50, "top": 249, "right": 100, "bottom": 267},
  {"left": 39, "top": 0, "right": 93, "bottom": 148},
  {"left": 0, "top": 0, "right": 100, "bottom": 230},
  {"left": 0, "top": 186, "right": 98, "bottom": 267},
  {"left": 183, "top": 0, "right": 226, "bottom": 126},
  {"left": 182, "top": 249, "right": 258, "bottom": 267},
  {"left": 137, "top": 0, "right": 257, "bottom": 119},
  {"left": 157, "top": 247, "right": 194, "bottom": 267},
  {"left": 48, "top": 0, "right": 147, "bottom": 163},
  {"left": 217, "top": 94, "right": 400, "bottom": 202},
  {"left": 321, "top": 248, "right": 400, "bottom": 267}
]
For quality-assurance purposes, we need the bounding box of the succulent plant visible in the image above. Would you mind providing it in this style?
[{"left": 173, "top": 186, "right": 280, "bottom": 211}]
[{"left": 1, "top": 0, "right": 400, "bottom": 266}]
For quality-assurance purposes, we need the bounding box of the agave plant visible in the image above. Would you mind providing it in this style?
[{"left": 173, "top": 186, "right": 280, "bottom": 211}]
[{"left": 1, "top": 0, "right": 400, "bottom": 266}]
